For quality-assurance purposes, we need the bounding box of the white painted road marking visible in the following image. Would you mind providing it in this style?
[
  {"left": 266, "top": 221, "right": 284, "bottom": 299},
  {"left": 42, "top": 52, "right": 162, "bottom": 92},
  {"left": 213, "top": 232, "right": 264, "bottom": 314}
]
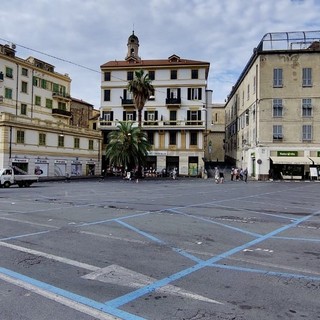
[
  {"left": 0, "top": 272, "right": 120, "bottom": 320},
  {"left": 0, "top": 241, "right": 99, "bottom": 272},
  {"left": 83, "top": 264, "right": 223, "bottom": 305}
]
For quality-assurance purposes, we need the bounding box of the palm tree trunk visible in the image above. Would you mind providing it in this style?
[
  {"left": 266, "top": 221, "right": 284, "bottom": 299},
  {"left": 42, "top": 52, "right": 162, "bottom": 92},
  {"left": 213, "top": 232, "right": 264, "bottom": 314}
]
[{"left": 138, "top": 109, "right": 142, "bottom": 128}]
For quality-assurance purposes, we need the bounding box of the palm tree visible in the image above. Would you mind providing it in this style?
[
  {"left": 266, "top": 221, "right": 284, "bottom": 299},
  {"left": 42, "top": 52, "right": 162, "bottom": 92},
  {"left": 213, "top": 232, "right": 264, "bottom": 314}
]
[
  {"left": 105, "top": 121, "right": 151, "bottom": 175},
  {"left": 127, "top": 69, "right": 154, "bottom": 127}
]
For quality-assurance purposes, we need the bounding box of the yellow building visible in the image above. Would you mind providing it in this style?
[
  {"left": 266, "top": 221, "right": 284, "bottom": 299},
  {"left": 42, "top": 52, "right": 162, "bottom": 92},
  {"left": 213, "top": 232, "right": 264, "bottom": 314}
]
[
  {"left": 0, "top": 44, "right": 102, "bottom": 177},
  {"left": 225, "top": 31, "right": 320, "bottom": 180}
]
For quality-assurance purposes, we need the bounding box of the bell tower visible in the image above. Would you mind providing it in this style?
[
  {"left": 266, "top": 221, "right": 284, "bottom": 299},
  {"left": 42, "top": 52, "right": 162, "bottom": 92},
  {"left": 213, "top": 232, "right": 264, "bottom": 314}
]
[{"left": 125, "top": 31, "right": 140, "bottom": 61}]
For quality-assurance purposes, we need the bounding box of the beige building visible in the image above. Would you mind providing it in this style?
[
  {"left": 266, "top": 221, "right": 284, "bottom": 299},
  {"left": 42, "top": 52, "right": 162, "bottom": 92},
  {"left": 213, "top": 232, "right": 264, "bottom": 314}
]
[
  {"left": 225, "top": 31, "right": 320, "bottom": 180},
  {"left": 100, "top": 32, "right": 211, "bottom": 176},
  {"left": 0, "top": 43, "right": 102, "bottom": 177},
  {"left": 205, "top": 100, "right": 225, "bottom": 163}
]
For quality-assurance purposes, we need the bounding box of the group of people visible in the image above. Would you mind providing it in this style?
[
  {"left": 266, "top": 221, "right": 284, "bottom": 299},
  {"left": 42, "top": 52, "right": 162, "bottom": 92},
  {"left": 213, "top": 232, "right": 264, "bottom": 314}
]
[{"left": 231, "top": 167, "right": 248, "bottom": 182}]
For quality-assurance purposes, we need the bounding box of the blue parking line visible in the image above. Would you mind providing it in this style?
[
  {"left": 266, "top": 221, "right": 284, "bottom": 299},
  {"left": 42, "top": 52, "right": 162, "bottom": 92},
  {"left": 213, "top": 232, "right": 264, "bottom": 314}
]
[
  {"left": 0, "top": 267, "right": 146, "bottom": 320},
  {"left": 115, "top": 220, "right": 164, "bottom": 244},
  {"left": 273, "top": 236, "right": 320, "bottom": 242},
  {"left": 210, "top": 263, "right": 320, "bottom": 281},
  {"left": 76, "top": 212, "right": 150, "bottom": 227},
  {"left": 105, "top": 211, "right": 317, "bottom": 308},
  {"left": 115, "top": 220, "right": 203, "bottom": 263}
]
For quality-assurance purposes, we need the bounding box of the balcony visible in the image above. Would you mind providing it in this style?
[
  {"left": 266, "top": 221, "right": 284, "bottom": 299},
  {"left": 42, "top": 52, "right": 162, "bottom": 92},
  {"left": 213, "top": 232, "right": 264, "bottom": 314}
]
[
  {"left": 52, "top": 92, "right": 71, "bottom": 101},
  {"left": 165, "top": 97, "right": 181, "bottom": 106},
  {"left": 121, "top": 98, "right": 134, "bottom": 106},
  {"left": 52, "top": 108, "right": 72, "bottom": 117}
]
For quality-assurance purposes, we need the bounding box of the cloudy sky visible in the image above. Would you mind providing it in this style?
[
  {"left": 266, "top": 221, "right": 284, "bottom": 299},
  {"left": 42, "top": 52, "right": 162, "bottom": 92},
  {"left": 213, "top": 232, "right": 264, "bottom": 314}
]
[{"left": 1, "top": 0, "right": 320, "bottom": 108}]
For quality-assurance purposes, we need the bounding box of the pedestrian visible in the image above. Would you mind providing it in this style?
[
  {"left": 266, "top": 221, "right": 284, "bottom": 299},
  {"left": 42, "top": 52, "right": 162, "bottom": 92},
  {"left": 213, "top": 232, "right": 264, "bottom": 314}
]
[
  {"left": 219, "top": 170, "right": 225, "bottom": 183},
  {"left": 231, "top": 167, "right": 235, "bottom": 181},
  {"left": 234, "top": 168, "right": 239, "bottom": 181},
  {"left": 99, "top": 169, "right": 105, "bottom": 182},
  {"left": 244, "top": 168, "right": 248, "bottom": 183},
  {"left": 214, "top": 167, "right": 220, "bottom": 184}
]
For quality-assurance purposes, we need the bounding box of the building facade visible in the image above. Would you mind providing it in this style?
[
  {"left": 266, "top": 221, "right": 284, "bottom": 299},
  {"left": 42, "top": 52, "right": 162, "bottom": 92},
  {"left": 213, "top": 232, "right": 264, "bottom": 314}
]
[
  {"left": 0, "top": 43, "right": 102, "bottom": 177},
  {"left": 100, "top": 32, "right": 211, "bottom": 176},
  {"left": 225, "top": 31, "right": 320, "bottom": 180}
]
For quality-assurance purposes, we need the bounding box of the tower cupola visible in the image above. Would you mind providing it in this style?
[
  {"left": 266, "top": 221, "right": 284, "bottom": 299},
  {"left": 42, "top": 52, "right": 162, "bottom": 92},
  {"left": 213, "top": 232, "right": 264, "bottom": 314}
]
[{"left": 125, "top": 31, "right": 140, "bottom": 61}]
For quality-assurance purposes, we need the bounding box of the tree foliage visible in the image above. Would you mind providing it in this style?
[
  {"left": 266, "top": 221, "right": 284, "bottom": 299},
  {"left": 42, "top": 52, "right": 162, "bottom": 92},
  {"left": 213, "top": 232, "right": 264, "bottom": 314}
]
[
  {"left": 105, "top": 121, "right": 151, "bottom": 171},
  {"left": 127, "top": 69, "right": 154, "bottom": 127}
]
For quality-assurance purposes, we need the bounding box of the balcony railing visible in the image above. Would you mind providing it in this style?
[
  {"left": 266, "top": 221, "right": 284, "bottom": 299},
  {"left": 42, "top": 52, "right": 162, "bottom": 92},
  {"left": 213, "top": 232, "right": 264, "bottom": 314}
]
[
  {"left": 99, "top": 119, "right": 205, "bottom": 129},
  {"left": 52, "top": 108, "right": 72, "bottom": 117},
  {"left": 121, "top": 98, "right": 134, "bottom": 105},
  {"left": 52, "top": 92, "right": 71, "bottom": 100},
  {"left": 165, "top": 97, "right": 181, "bottom": 105}
]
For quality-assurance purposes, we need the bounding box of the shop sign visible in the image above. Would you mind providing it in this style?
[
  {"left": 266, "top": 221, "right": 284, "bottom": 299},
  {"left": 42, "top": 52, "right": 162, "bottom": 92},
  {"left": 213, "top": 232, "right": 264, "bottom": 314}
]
[
  {"left": 277, "top": 151, "right": 298, "bottom": 157},
  {"left": 72, "top": 160, "right": 82, "bottom": 164},
  {"left": 148, "top": 151, "right": 167, "bottom": 156},
  {"left": 55, "top": 160, "right": 67, "bottom": 164},
  {"left": 12, "top": 158, "right": 28, "bottom": 163},
  {"left": 35, "top": 160, "right": 49, "bottom": 164}
]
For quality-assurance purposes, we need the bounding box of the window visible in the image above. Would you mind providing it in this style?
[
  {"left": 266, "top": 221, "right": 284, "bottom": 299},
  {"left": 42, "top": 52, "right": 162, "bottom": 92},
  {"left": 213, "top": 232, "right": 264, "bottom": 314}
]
[
  {"left": 88, "top": 140, "right": 94, "bottom": 150},
  {"left": 169, "top": 110, "right": 177, "bottom": 125},
  {"left": 127, "top": 71, "right": 133, "bottom": 80},
  {"left": 273, "top": 99, "right": 283, "bottom": 117},
  {"left": 104, "top": 89, "right": 111, "bottom": 101},
  {"left": 74, "top": 138, "right": 80, "bottom": 149},
  {"left": 273, "top": 68, "right": 283, "bottom": 87},
  {"left": 273, "top": 125, "right": 283, "bottom": 140},
  {"left": 35, "top": 95, "right": 41, "bottom": 106},
  {"left": 21, "top": 68, "right": 28, "bottom": 77},
  {"left": 169, "top": 131, "right": 176, "bottom": 145},
  {"left": 21, "top": 103, "right": 27, "bottom": 115},
  {"left": 191, "top": 69, "right": 198, "bottom": 79},
  {"left": 147, "top": 131, "right": 154, "bottom": 145},
  {"left": 104, "top": 72, "right": 111, "bottom": 81},
  {"left": 39, "top": 133, "right": 46, "bottom": 146},
  {"left": 148, "top": 70, "right": 155, "bottom": 80},
  {"left": 58, "top": 101, "right": 66, "bottom": 110},
  {"left": 187, "top": 110, "right": 201, "bottom": 125},
  {"left": 170, "top": 70, "right": 177, "bottom": 80},
  {"left": 5, "top": 67, "right": 13, "bottom": 78},
  {"left": 58, "top": 135, "right": 64, "bottom": 147},
  {"left": 125, "top": 112, "right": 135, "bottom": 121},
  {"left": 166, "top": 88, "right": 181, "bottom": 104},
  {"left": 190, "top": 131, "right": 198, "bottom": 145},
  {"left": 302, "top": 125, "right": 312, "bottom": 141},
  {"left": 302, "top": 68, "right": 312, "bottom": 87},
  {"left": 17, "top": 130, "right": 25, "bottom": 144},
  {"left": 187, "top": 88, "right": 202, "bottom": 100},
  {"left": 144, "top": 110, "right": 158, "bottom": 124},
  {"left": 21, "top": 81, "right": 28, "bottom": 93},
  {"left": 5, "top": 88, "right": 12, "bottom": 99},
  {"left": 302, "top": 98, "right": 312, "bottom": 117},
  {"left": 242, "top": 90, "right": 244, "bottom": 106},
  {"left": 46, "top": 99, "right": 53, "bottom": 108},
  {"left": 41, "top": 79, "right": 47, "bottom": 89},
  {"left": 253, "top": 76, "right": 256, "bottom": 94},
  {"left": 101, "top": 111, "right": 113, "bottom": 125},
  {"left": 247, "top": 84, "right": 250, "bottom": 100}
]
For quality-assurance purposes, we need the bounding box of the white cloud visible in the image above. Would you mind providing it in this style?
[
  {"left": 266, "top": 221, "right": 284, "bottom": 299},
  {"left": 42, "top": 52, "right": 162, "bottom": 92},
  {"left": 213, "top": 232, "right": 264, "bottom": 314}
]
[{"left": 1, "top": 0, "right": 320, "bottom": 106}]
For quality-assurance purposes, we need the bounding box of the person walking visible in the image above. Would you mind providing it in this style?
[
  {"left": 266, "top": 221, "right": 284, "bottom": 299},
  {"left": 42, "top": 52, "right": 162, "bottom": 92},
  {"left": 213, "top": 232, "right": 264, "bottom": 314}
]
[{"left": 244, "top": 168, "right": 248, "bottom": 183}]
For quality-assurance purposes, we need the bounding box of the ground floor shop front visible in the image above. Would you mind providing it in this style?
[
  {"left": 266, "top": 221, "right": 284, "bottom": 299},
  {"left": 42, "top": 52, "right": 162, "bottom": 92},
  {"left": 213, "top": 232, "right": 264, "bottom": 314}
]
[
  {"left": 242, "top": 148, "right": 320, "bottom": 181},
  {"left": 6, "top": 157, "right": 100, "bottom": 178}
]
